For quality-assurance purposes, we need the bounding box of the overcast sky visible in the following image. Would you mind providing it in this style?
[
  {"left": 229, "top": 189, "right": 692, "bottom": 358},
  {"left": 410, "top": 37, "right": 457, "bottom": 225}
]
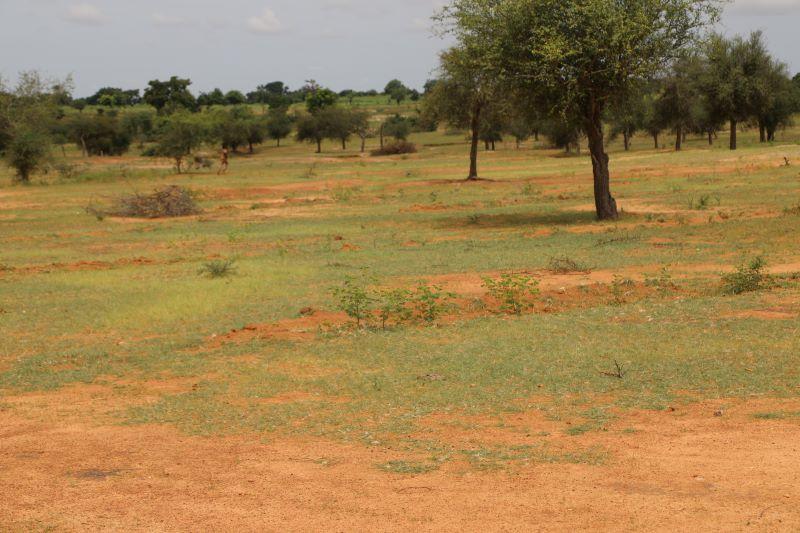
[{"left": 1, "top": 0, "right": 798, "bottom": 97}]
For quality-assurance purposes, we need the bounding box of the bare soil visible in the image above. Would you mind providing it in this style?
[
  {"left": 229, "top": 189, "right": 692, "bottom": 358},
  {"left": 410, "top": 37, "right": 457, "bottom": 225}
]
[{"left": 1, "top": 399, "right": 799, "bottom": 531}]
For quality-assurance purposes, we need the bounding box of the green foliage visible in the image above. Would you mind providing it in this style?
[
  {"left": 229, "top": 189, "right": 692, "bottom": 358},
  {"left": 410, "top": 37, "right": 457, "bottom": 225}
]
[
  {"left": 482, "top": 273, "right": 540, "bottom": 315},
  {"left": 143, "top": 76, "right": 197, "bottom": 114},
  {"left": 722, "top": 257, "right": 769, "bottom": 295},
  {"left": 5, "top": 127, "right": 50, "bottom": 182},
  {"left": 382, "top": 115, "right": 412, "bottom": 141},
  {"left": 332, "top": 273, "right": 376, "bottom": 327},
  {"left": 67, "top": 112, "right": 132, "bottom": 156},
  {"left": 370, "top": 141, "right": 417, "bottom": 156},
  {"left": 199, "top": 259, "right": 237, "bottom": 279},
  {"left": 151, "top": 111, "right": 208, "bottom": 172},
  {"left": 410, "top": 283, "right": 455, "bottom": 324},
  {"left": 265, "top": 107, "right": 293, "bottom": 147},
  {"left": 377, "top": 289, "right": 413, "bottom": 330},
  {"left": 644, "top": 268, "right": 677, "bottom": 296},
  {"left": 306, "top": 87, "right": 338, "bottom": 114}
]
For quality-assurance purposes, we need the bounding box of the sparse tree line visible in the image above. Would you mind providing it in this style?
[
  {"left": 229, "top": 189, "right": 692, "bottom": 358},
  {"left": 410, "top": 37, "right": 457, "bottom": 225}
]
[
  {"left": 0, "top": 73, "right": 433, "bottom": 180},
  {"left": 1, "top": 0, "right": 799, "bottom": 208},
  {"left": 429, "top": 0, "right": 800, "bottom": 220}
]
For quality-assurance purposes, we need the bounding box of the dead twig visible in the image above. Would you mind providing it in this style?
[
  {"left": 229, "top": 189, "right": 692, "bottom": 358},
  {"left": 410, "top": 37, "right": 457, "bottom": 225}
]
[{"left": 600, "top": 360, "right": 627, "bottom": 379}]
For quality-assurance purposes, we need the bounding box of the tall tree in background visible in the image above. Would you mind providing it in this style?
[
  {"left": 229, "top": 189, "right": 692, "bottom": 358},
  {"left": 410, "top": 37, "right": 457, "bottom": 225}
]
[
  {"left": 702, "top": 32, "right": 772, "bottom": 150},
  {"left": 439, "top": 0, "right": 720, "bottom": 219},
  {"left": 143, "top": 77, "right": 197, "bottom": 115},
  {"left": 265, "top": 106, "right": 292, "bottom": 147},
  {"left": 655, "top": 55, "right": 703, "bottom": 151},
  {"left": 424, "top": 46, "right": 503, "bottom": 180}
]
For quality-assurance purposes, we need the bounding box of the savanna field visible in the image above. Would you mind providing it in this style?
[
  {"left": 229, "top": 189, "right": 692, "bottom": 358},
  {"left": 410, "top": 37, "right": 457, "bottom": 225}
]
[{"left": 2, "top": 111, "right": 800, "bottom": 530}]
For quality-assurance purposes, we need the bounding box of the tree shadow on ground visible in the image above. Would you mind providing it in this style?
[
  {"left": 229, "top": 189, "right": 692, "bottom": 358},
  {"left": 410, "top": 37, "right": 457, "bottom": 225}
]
[{"left": 437, "top": 210, "right": 603, "bottom": 229}]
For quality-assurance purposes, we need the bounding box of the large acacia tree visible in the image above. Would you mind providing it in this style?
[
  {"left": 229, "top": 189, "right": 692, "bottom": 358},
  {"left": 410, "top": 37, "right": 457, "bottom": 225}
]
[{"left": 439, "top": 0, "right": 720, "bottom": 219}]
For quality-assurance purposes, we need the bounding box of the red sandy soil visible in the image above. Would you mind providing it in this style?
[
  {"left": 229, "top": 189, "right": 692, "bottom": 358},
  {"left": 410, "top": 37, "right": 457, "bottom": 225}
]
[{"left": 1, "top": 398, "right": 799, "bottom": 531}]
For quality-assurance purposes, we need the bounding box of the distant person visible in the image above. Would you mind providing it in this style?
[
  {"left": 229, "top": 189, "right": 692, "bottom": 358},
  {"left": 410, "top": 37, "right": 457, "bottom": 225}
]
[{"left": 217, "top": 148, "right": 229, "bottom": 175}]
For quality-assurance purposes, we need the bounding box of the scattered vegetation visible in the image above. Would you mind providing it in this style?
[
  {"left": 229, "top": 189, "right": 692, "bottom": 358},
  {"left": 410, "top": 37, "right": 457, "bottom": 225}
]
[
  {"left": 199, "top": 259, "right": 237, "bottom": 279},
  {"left": 547, "top": 256, "right": 591, "bottom": 274},
  {"left": 483, "top": 273, "right": 540, "bottom": 315},
  {"left": 722, "top": 256, "right": 770, "bottom": 295}
]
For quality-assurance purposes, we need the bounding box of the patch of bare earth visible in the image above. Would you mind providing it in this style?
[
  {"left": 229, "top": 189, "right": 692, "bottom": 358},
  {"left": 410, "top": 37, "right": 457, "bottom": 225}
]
[{"left": 1, "top": 398, "right": 799, "bottom": 531}]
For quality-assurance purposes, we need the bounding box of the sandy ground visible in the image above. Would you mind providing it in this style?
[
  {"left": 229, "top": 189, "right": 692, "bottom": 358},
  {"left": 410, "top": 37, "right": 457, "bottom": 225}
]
[{"left": 2, "top": 399, "right": 799, "bottom": 532}]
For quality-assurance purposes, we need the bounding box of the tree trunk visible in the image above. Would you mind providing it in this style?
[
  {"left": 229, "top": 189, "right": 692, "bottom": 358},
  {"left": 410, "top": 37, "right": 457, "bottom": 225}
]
[
  {"left": 533, "top": 130, "right": 539, "bottom": 141},
  {"left": 360, "top": 137, "right": 366, "bottom": 153},
  {"left": 316, "top": 139, "right": 322, "bottom": 154},
  {"left": 675, "top": 125, "right": 682, "bottom": 151},
  {"left": 276, "top": 138, "right": 281, "bottom": 147},
  {"left": 467, "top": 102, "right": 481, "bottom": 180},
  {"left": 767, "top": 127, "right": 776, "bottom": 142},
  {"left": 516, "top": 139, "right": 520, "bottom": 149},
  {"left": 342, "top": 138, "right": 346, "bottom": 150},
  {"left": 708, "top": 131, "right": 713, "bottom": 146},
  {"left": 653, "top": 133, "right": 659, "bottom": 149},
  {"left": 623, "top": 131, "right": 630, "bottom": 151},
  {"left": 584, "top": 105, "right": 618, "bottom": 221},
  {"left": 249, "top": 142, "right": 254, "bottom": 154},
  {"left": 80, "top": 136, "right": 88, "bottom": 157},
  {"left": 491, "top": 141, "right": 496, "bottom": 151},
  {"left": 379, "top": 125, "right": 384, "bottom": 149},
  {"left": 758, "top": 120, "right": 766, "bottom": 143},
  {"left": 730, "top": 119, "right": 737, "bottom": 150}
]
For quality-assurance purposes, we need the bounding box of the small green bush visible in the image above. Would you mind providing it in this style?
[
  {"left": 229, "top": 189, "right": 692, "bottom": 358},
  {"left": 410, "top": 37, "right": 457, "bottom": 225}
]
[
  {"left": 199, "top": 259, "right": 237, "bottom": 279},
  {"left": 332, "top": 274, "right": 376, "bottom": 327},
  {"left": 483, "top": 273, "right": 540, "bottom": 315},
  {"left": 722, "top": 257, "right": 769, "bottom": 295},
  {"left": 411, "top": 283, "right": 455, "bottom": 323}
]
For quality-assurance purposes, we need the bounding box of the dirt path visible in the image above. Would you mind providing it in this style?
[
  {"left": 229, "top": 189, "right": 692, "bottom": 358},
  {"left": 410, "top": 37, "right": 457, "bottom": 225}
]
[{"left": 2, "top": 399, "right": 799, "bottom": 531}]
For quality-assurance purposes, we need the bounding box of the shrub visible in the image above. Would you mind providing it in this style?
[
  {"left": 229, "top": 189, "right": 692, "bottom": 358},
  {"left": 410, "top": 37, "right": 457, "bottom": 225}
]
[
  {"left": 5, "top": 128, "right": 50, "bottom": 183},
  {"left": 644, "top": 267, "right": 677, "bottom": 296},
  {"left": 370, "top": 141, "right": 417, "bottom": 156},
  {"left": 411, "top": 283, "right": 455, "bottom": 323},
  {"left": 548, "top": 256, "right": 591, "bottom": 274},
  {"left": 722, "top": 257, "right": 769, "bottom": 295},
  {"left": 199, "top": 259, "right": 236, "bottom": 279},
  {"left": 110, "top": 185, "right": 201, "bottom": 218},
  {"left": 377, "top": 288, "right": 413, "bottom": 329},
  {"left": 483, "top": 273, "right": 540, "bottom": 314},
  {"left": 332, "top": 274, "right": 376, "bottom": 327}
]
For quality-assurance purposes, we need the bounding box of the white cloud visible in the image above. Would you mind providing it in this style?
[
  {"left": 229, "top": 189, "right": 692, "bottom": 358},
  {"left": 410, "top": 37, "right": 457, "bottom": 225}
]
[
  {"left": 152, "top": 13, "right": 185, "bottom": 26},
  {"left": 246, "top": 8, "right": 283, "bottom": 34},
  {"left": 64, "top": 3, "right": 105, "bottom": 25}
]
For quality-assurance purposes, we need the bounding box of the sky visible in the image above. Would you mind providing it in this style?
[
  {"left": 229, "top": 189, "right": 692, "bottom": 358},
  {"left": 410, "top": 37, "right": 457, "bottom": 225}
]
[{"left": 0, "top": 0, "right": 799, "bottom": 97}]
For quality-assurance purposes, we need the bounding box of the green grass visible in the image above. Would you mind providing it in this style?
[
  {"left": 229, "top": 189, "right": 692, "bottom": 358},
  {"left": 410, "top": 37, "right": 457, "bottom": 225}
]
[{"left": 1, "top": 122, "right": 799, "bottom": 470}]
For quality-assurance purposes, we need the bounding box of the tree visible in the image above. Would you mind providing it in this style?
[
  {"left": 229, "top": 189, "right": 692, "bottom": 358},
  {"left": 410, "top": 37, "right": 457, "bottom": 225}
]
[
  {"left": 152, "top": 112, "right": 208, "bottom": 173},
  {"left": 322, "top": 107, "right": 357, "bottom": 150},
  {"left": 440, "top": 0, "right": 720, "bottom": 219},
  {"left": 295, "top": 113, "right": 326, "bottom": 153},
  {"left": 265, "top": 107, "right": 292, "bottom": 147},
  {"left": 212, "top": 106, "right": 252, "bottom": 152},
  {"left": 305, "top": 87, "right": 338, "bottom": 113},
  {"left": 0, "top": 72, "right": 69, "bottom": 182},
  {"left": 121, "top": 110, "right": 156, "bottom": 149},
  {"left": 5, "top": 127, "right": 49, "bottom": 182},
  {"left": 143, "top": 76, "right": 197, "bottom": 114},
  {"left": 86, "top": 87, "right": 140, "bottom": 107},
  {"left": 381, "top": 115, "right": 412, "bottom": 142},
  {"left": 197, "top": 88, "right": 226, "bottom": 108},
  {"left": 350, "top": 110, "right": 373, "bottom": 152},
  {"left": 225, "top": 90, "right": 247, "bottom": 106},
  {"left": 654, "top": 55, "right": 704, "bottom": 151},
  {"left": 757, "top": 59, "right": 795, "bottom": 142},
  {"left": 702, "top": 32, "right": 773, "bottom": 150},
  {"left": 67, "top": 113, "right": 132, "bottom": 156},
  {"left": 423, "top": 45, "right": 502, "bottom": 180},
  {"left": 609, "top": 88, "right": 650, "bottom": 151}
]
